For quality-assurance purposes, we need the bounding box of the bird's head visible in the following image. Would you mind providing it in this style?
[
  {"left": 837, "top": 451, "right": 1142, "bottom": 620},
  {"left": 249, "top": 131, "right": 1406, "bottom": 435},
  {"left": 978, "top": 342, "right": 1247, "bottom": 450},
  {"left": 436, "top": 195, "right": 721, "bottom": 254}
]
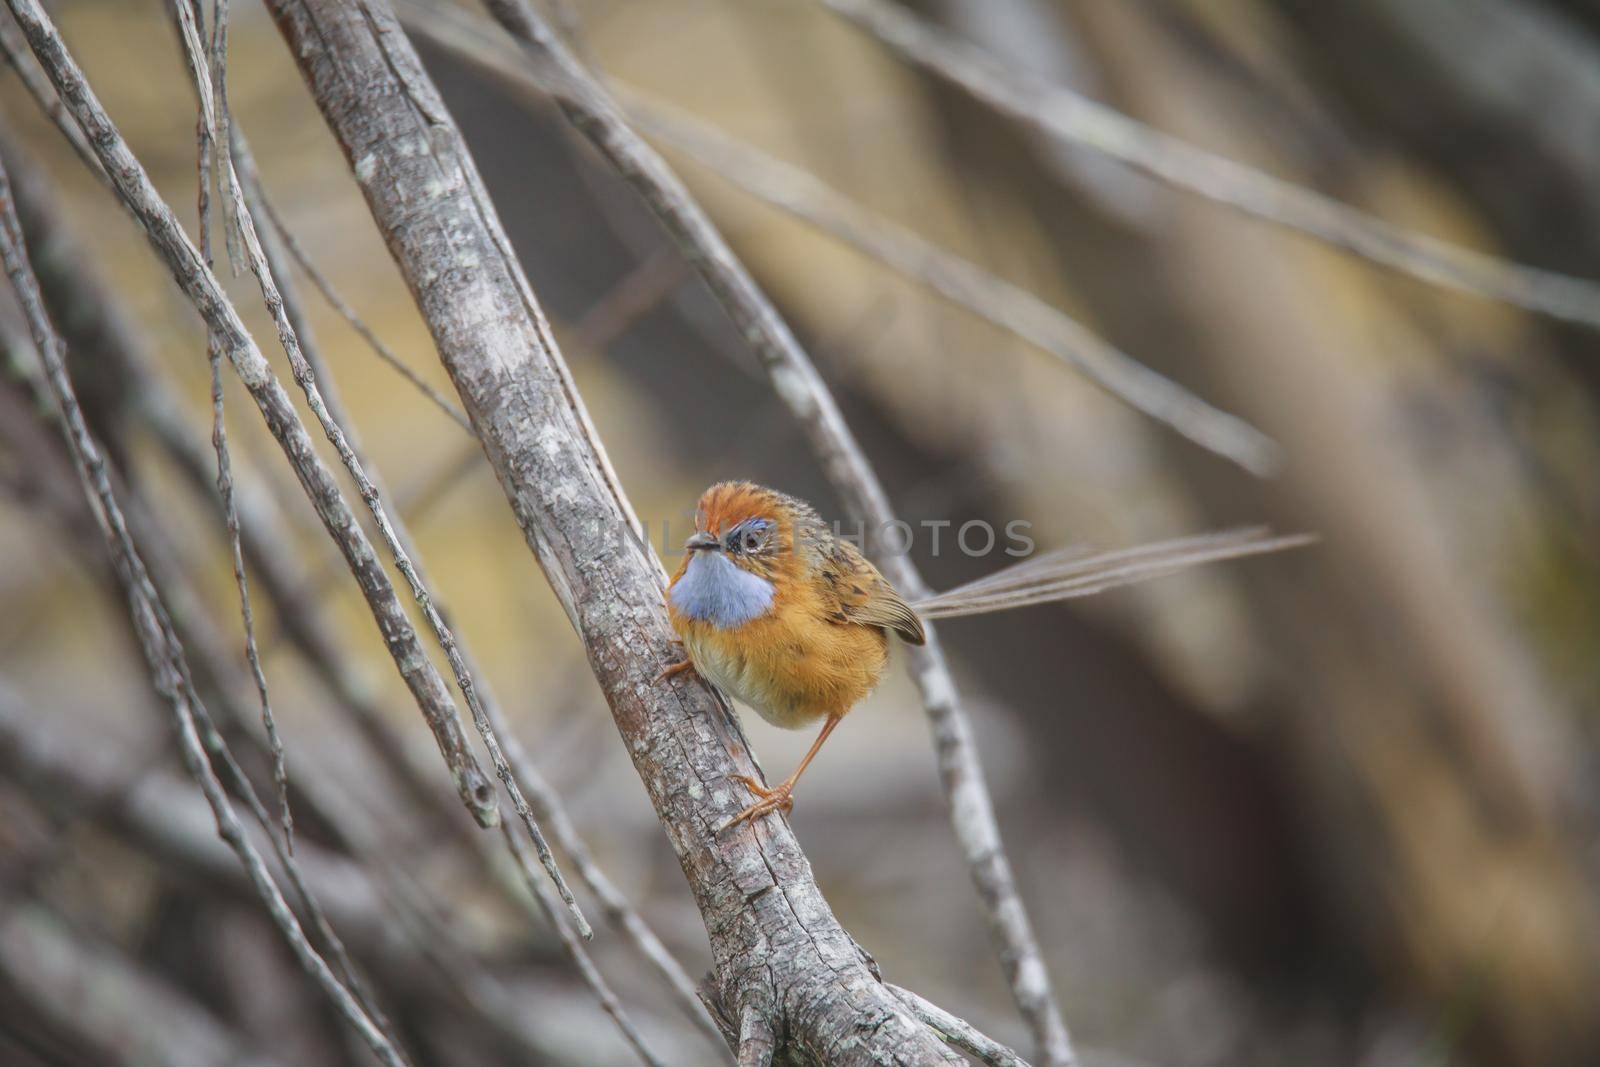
[
  {"left": 669, "top": 482, "right": 821, "bottom": 627},
  {"left": 686, "top": 481, "right": 799, "bottom": 579}
]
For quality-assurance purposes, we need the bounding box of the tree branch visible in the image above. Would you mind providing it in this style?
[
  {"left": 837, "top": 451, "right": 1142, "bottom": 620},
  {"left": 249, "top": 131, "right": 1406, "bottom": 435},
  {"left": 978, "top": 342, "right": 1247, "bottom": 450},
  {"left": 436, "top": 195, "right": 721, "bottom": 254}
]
[
  {"left": 816, "top": 0, "right": 1600, "bottom": 333},
  {"left": 4, "top": 0, "right": 503, "bottom": 833},
  {"left": 0, "top": 144, "right": 406, "bottom": 1067}
]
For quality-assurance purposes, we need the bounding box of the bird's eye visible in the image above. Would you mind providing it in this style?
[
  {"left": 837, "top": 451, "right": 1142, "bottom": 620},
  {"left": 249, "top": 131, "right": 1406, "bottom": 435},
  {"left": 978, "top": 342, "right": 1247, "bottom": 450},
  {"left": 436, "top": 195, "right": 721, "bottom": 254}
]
[{"left": 742, "top": 530, "right": 762, "bottom": 553}]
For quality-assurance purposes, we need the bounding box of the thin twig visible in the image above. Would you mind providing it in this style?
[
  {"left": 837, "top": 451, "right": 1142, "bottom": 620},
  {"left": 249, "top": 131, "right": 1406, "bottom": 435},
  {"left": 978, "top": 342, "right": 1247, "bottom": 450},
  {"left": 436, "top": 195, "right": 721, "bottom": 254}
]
[
  {"left": 816, "top": 0, "right": 1600, "bottom": 333},
  {"left": 400, "top": 0, "right": 1274, "bottom": 478},
  {"left": 6, "top": 0, "right": 503, "bottom": 830},
  {"left": 206, "top": 346, "right": 296, "bottom": 839},
  {"left": 0, "top": 236, "right": 400, "bottom": 1049},
  {"left": 499, "top": 820, "right": 668, "bottom": 1067},
  {"left": 255, "top": 191, "right": 473, "bottom": 431},
  {"left": 205, "top": 88, "right": 588, "bottom": 931},
  {"left": 176, "top": 0, "right": 294, "bottom": 851},
  {"left": 0, "top": 149, "right": 406, "bottom": 1067},
  {"left": 437, "top": 2, "right": 1077, "bottom": 1062},
  {"left": 890, "top": 984, "right": 1032, "bottom": 1067},
  {"left": 619, "top": 90, "right": 1280, "bottom": 475}
]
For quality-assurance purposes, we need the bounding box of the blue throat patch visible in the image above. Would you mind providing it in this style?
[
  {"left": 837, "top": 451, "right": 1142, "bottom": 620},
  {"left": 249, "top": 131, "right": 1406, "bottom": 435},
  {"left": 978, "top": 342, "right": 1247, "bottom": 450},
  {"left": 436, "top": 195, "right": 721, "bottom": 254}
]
[{"left": 671, "top": 551, "right": 775, "bottom": 628}]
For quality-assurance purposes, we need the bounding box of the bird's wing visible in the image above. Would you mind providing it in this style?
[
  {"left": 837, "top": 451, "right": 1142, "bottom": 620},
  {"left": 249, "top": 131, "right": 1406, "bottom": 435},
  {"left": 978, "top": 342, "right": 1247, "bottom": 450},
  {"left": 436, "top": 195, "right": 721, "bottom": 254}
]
[{"left": 822, "top": 538, "right": 927, "bottom": 646}]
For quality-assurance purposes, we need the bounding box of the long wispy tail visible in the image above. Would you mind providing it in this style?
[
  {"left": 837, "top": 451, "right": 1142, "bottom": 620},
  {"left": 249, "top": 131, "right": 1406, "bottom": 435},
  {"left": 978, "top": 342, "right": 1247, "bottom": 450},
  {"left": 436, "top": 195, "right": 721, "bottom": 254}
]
[{"left": 910, "top": 527, "right": 1315, "bottom": 620}]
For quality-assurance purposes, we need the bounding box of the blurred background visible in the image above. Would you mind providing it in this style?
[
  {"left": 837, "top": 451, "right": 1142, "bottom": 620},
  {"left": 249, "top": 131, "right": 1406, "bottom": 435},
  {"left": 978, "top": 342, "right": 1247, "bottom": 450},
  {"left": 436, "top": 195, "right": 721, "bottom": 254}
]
[{"left": 2, "top": 1, "right": 1599, "bottom": 1065}]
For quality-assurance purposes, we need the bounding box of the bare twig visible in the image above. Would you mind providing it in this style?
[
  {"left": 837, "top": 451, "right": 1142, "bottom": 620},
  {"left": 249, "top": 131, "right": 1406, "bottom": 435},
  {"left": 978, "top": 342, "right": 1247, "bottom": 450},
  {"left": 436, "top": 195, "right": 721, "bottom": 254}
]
[
  {"left": 6, "top": 0, "right": 502, "bottom": 830},
  {"left": 174, "top": 0, "right": 294, "bottom": 851},
  {"left": 0, "top": 900, "right": 286, "bottom": 1067},
  {"left": 191, "top": 44, "right": 591, "bottom": 923},
  {"left": 255, "top": 191, "right": 473, "bottom": 431},
  {"left": 402, "top": 0, "right": 1274, "bottom": 478},
  {"left": 0, "top": 9, "right": 105, "bottom": 187},
  {"left": 890, "top": 984, "right": 1032, "bottom": 1067},
  {"left": 0, "top": 147, "right": 405, "bottom": 1067},
  {"left": 816, "top": 0, "right": 1600, "bottom": 333},
  {"left": 435, "top": 2, "right": 1077, "bottom": 1061},
  {"left": 619, "top": 91, "right": 1280, "bottom": 475},
  {"left": 499, "top": 821, "right": 667, "bottom": 1067},
  {"left": 0, "top": 217, "right": 401, "bottom": 1051},
  {"left": 265, "top": 0, "right": 959, "bottom": 1058},
  {"left": 206, "top": 342, "right": 296, "bottom": 839}
]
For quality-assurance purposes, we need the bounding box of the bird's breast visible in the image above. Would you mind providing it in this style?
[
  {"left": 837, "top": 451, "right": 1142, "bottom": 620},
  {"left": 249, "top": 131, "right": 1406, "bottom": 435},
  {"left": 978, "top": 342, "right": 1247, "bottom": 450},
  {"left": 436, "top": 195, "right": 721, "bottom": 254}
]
[
  {"left": 668, "top": 551, "right": 775, "bottom": 628},
  {"left": 673, "top": 604, "right": 890, "bottom": 731}
]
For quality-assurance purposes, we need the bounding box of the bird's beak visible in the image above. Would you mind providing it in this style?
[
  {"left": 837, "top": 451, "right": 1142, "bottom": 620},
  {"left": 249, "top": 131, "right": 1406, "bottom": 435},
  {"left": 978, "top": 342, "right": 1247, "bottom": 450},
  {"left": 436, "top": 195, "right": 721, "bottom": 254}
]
[{"left": 684, "top": 530, "right": 720, "bottom": 553}]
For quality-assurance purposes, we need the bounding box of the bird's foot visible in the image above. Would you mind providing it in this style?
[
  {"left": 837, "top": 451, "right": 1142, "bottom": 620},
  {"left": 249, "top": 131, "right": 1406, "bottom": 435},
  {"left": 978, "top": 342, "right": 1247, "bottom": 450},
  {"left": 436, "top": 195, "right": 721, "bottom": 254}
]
[
  {"left": 722, "top": 775, "right": 794, "bottom": 829},
  {"left": 654, "top": 658, "right": 696, "bottom": 685}
]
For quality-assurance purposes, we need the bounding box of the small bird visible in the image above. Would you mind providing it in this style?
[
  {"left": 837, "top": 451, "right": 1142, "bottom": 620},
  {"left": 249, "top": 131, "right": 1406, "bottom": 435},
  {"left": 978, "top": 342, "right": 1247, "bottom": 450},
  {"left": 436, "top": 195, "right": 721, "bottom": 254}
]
[{"left": 662, "top": 481, "right": 1309, "bottom": 827}]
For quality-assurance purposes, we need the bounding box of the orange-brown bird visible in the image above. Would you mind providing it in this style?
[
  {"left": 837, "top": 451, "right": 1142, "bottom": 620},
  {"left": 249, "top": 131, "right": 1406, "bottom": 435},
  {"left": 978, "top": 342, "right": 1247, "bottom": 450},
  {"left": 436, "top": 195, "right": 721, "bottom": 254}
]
[{"left": 663, "top": 481, "right": 1308, "bottom": 827}]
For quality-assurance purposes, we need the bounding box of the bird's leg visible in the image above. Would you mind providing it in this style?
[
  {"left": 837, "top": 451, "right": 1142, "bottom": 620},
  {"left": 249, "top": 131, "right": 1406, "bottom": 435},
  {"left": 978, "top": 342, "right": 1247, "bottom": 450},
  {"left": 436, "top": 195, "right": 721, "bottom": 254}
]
[
  {"left": 726, "top": 714, "right": 843, "bottom": 828},
  {"left": 654, "top": 657, "right": 696, "bottom": 685}
]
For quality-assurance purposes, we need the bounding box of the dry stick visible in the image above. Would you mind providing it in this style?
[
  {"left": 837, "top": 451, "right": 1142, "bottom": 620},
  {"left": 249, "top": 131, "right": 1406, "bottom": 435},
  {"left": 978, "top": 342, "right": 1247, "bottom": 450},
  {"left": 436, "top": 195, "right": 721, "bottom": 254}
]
[
  {"left": 619, "top": 92, "right": 1280, "bottom": 475},
  {"left": 890, "top": 985, "right": 1031, "bottom": 1067},
  {"left": 816, "top": 0, "right": 1600, "bottom": 333},
  {"left": 238, "top": 116, "right": 604, "bottom": 959},
  {"left": 206, "top": 346, "right": 296, "bottom": 840},
  {"left": 222, "top": 111, "right": 595, "bottom": 948},
  {"left": 262, "top": 0, "right": 960, "bottom": 1060},
  {"left": 0, "top": 219, "right": 401, "bottom": 1051},
  {"left": 184, "top": 4, "right": 587, "bottom": 936},
  {"left": 255, "top": 193, "right": 473, "bottom": 432},
  {"left": 4, "top": 0, "right": 503, "bottom": 831},
  {"left": 262, "top": 192, "right": 723, "bottom": 1030},
  {"left": 117, "top": 456, "right": 409, "bottom": 1055},
  {"left": 455, "top": 3, "right": 1077, "bottom": 1063},
  {"left": 0, "top": 152, "right": 406, "bottom": 1067},
  {"left": 408, "top": 1, "right": 1270, "bottom": 478},
  {"left": 500, "top": 821, "right": 667, "bottom": 1067},
  {"left": 173, "top": 0, "right": 295, "bottom": 851}
]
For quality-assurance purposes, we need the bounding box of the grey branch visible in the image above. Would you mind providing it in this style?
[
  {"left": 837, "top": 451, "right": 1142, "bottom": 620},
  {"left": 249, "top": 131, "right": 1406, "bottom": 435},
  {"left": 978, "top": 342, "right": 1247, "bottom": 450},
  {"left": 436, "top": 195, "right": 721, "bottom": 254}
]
[
  {"left": 623, "top": 92, "right": 1280, "bottom": 475},
  {"left": 263, "top": 0, "right": 962, "bottom": 1060},
  {"left": 817, "top": 0, "right": 1600, "bottom": 333},
  {"left": 891, "top": 985, "right": 1032, "bottom": 1067},
  {"left": 4, "top": 0, "right": 503, "bottom": 831},
  {"left": 402, "top": 0, "right": 1272, "bottom": 479},
  {"left": 255, "top": 189, "right": 474, "bottom": 432},
  {"left": 171, "top": 0, "right": 589, "bottom": 935},
  {"left": 455, "top": 1, "right": 1077, "bottom": 1062},
  {"left": 0, "top": 146, "right": 406, "bottom": 1067}
]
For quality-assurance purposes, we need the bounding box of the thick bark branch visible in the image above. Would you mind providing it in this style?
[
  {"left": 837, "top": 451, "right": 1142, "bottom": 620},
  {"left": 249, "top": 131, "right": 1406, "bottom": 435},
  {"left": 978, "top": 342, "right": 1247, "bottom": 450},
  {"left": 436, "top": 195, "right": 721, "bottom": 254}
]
[{"left": 262, "top": 0, "right": 959, "bottom": 1062}]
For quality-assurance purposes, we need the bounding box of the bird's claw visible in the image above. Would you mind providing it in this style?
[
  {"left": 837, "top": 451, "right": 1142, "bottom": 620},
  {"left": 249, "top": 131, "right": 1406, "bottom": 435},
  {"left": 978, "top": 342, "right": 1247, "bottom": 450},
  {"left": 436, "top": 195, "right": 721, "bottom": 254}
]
[
  {"left": 720, "top": 776, "right": 794, "bottom": 830},
  {"left": 654, "top": 658, "right": 695, "bottom": 685}
]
